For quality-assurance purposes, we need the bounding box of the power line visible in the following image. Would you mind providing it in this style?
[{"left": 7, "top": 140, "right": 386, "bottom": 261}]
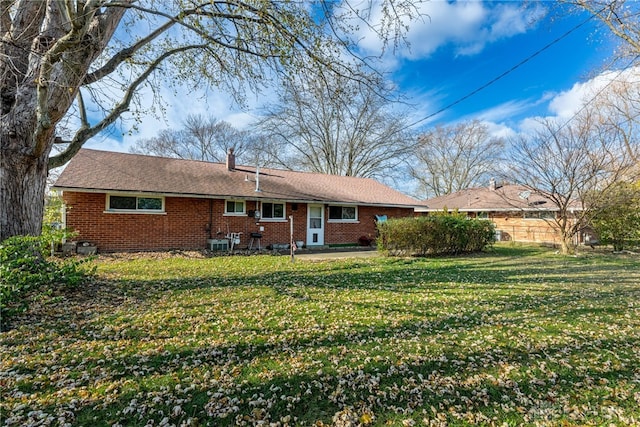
[{"left": 407, "top": 9, "right": 600, "bottom": 129}]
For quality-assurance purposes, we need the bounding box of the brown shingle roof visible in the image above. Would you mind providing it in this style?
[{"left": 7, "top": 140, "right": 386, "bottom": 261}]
[
  {"left": 417, "top": 184, "right": 559, "bottom": 212},
  {"left": 54, "top": 149, "right": 420, "bottom": 207}
]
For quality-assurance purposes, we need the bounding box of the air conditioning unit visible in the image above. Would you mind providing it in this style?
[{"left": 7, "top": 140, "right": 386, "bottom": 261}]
[{"left": 207, "top": 239, "right": 229, "bottom": 251}]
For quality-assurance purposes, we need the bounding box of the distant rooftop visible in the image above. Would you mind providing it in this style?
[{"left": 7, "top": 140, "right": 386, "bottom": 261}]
[{"left": 417, "top": 183, "right": 562, "bottom": 212}]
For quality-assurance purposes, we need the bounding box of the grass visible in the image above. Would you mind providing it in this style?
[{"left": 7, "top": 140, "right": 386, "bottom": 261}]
[{"left": 2, "top": 245, "right": 640, "bottom": 426}]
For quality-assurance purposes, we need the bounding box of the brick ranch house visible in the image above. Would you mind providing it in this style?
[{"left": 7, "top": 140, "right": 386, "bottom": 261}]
[
  {"left": 53, "top": 149, "right": 421, "bottom": 252},
  {"left": 416, "top": 180, "right": 594, "bottom": 246}
]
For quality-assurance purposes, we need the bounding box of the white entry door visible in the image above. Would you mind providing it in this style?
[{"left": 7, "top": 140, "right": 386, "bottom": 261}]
[{"left": 307, "top": 204, "right": 324, "bottom": 246}]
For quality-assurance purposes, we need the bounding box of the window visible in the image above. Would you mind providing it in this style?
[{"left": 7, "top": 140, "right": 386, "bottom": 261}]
[
  {"left": 109, "top": 196, "right": 136, "bottom": 210},
  {"left": 524, "top": 211, "right": 555, "bottom": 220},
  {"left": 328, "top": 205, "right": 357, "bottom": 221},
  {"left": 261, "top": 202, "right": 285, "bottom": 220},
  {"left": 476, "top": 211, "right": 489, "bottom": 219},
  {"left": 107, "top": 195, "right": 164, "bottom": 212},
  {"left": 225, "top": 200, "right": 246, "bottom": 215},
  {"left": 137, "top": 197, "right": 162, "bottom": 210}
]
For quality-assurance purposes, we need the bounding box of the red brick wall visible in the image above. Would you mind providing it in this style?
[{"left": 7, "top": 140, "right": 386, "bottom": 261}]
[
  {"left": 63, "top": 192, "right": 212, "bottom": 252},
  {"left": 62, "top": 191, "right": 414, "bottom": 252},
  {"left": 251, "top": 202, "right": 307, "bottom": 248},
  {"left": 325, "top": 206, "right": 414, "bottom": 245}
]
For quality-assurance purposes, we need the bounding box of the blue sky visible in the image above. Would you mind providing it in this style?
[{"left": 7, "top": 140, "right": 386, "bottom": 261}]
[
  {"left": 381, "top": 1, "right": 615, "bottom": 132},
  {"left": 88, "top": 1, "right": 620, "bottom": 154}
]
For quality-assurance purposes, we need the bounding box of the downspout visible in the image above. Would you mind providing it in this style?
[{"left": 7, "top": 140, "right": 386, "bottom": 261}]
[
  {"left": 208, "top": 199, "right": 213, "bottom": 239},
  {"left": 60, "top": 190, "right": 67, "bottom": 237}
]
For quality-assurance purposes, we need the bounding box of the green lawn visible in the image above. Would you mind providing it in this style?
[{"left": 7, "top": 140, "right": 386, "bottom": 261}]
[{"left": 2, "top": 245, "right": 640, "bottom": 426}]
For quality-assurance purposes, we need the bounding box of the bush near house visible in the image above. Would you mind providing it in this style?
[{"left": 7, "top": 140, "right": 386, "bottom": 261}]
[
  {"left": 377, "top": 215, "right": 495, "bottom": 256},
  {"left": 0, "top": 235, "right": 94, "bottom": 330}
]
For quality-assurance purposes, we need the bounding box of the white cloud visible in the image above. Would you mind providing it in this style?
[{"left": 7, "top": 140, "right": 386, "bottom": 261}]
[
  {"left": 547, "top": 69, "right": 634, "bottom": 118},
  {"left": 474, "top": 99, "right": 536, "bottom": 123},
  {"left": 523, "top": 67, "right": 640, "bottom": 122},
  {"left": 547, "top": 80, "right": 593, "bottom": 119},
  {"left": 404, "top": 1, "right": 488, "bottom": 58},
  {"left": 489, "top": 67, "right": 640, "bottom": 136},
  {"left": 482, "top": 120, "right": 516, "bottom": 140},
  {"left": 403, "top": 85, "right": 450, "bottom": 129},
  {"left": 351, "top": 1, "right": 546, "bottom": 65},
  {"left": 225, "top": 111, "right": 259, "bottom": 129},
  {"left": 517, "top": 115, "right": 547, "bottom": 134}
]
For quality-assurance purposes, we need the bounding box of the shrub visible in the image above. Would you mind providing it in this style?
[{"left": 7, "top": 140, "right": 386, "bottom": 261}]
[
  {"left": 42, "top": 193, "right": 77, "bottom": 255},
  {"left": 590, "top": 182, "right": 640, "bottom": 251},
  {"left": 377, "top": 215, "right": 495, "bottom": 256},
  {"left": 0, "top": 235, "right": 94, "bottom": 329}
]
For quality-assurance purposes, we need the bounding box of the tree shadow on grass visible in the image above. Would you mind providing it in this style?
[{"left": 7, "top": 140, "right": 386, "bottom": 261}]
[
  {"left": 60, "top": 320, "right": 640, "bottom": 426},
  {"left": 4, "top": 247, "right": 640, "bottom": 425},
  {"left": 5, "top": 278, "right": 640, "bottom": 425},
  {"left": 88, "top": 255, "right": 640, "bottom": 295},
  {"left": 6, "top": 247, "right": 640, "bottom": 344}
]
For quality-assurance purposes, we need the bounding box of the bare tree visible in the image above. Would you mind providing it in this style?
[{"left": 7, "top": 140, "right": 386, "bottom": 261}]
[
  {"left": 410, "top": 120, "right": 504, "bottom": 198},
  {"left": 0, "top": 0, "right": 420, "bottom": 241},
  {"left": 588, "top": 76, "right": 640, "bottom": 163},
  {"left": 504, "top": 107, "right": 638, "bottom": 254},
  {"left": 567, "top": 0, "right": 640, "bottom": 64},
  {"left": 129, "top": 115, "right": 258, "bottom": 164},
  {"left": 258, "top": 73, "right": 416, "bottom": 179}
]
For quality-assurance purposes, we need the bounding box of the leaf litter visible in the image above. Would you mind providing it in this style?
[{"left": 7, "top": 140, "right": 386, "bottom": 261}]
[{"left": 2, "top": 247, "right": 640, "bottom": 426}]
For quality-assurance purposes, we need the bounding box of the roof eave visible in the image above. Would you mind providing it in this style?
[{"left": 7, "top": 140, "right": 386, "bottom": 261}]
[
  {"left": 416, "top": 207, "right": 571, "bottom": 212},
  {"left": 53, "top": 187, "right": 419, "bottom": 208}
]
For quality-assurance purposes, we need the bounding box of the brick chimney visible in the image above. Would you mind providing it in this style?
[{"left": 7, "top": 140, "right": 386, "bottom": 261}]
[{"left": 226, "top": 148, "right": 235, "bottom": 171}]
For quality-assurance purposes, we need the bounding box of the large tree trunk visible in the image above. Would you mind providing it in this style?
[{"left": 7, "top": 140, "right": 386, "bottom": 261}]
[
  {"left": 0, "top": 146, "right": 50, "bottom": 240},
  {"left": 560, "top": 234, "right": 576, "bottom": 255},
  {"left": 0, "top": 2, "right": 126, "bottom": 242}
]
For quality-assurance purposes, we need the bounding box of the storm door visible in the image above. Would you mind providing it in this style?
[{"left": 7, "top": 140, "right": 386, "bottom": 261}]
[{"left": 306, "top": 204, "right": 324, "bottom": 246}]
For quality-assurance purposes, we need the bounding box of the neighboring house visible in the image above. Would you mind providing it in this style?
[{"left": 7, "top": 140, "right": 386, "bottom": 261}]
[
  {"left": 416, "top": 180, "right": 593, "bottom": 246},
  {"left": 53, "top": 149, "right": 420, "bottom": 252}
]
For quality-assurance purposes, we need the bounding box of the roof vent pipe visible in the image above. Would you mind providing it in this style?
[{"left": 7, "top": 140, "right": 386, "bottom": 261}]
[
  {"left": 489, "top": 178, "right": 496, "bottom": 191},
  {"left": 226, "top": 148, "right": 235, "bottom": 171},
  {"left": 255, "top": 166, "right": 261, "bottom": 192}
]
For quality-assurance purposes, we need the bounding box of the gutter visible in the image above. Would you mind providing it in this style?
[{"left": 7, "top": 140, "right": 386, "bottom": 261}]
[{"left": 52, "top": 186, "right": 422, "bottom": 210}]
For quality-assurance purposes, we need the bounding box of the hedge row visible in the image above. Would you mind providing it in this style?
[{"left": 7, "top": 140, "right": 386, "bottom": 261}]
[{"left": 377, "top": 215, "right": 495, "bottom": 256}]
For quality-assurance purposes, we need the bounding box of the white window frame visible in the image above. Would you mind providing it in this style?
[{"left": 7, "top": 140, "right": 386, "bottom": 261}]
[
  {"left": 105, "top": 194, "right": 165, "bottom": 214},
  {"left": 225, "top": 199, "right": 246, "bottom": 216},
  {"left": 523, "top": 210, "right": 555, "bottom": 220},
  {"left": 476, "top": 211, "right": 489, "bottom": 220},
  {"left": 260, "top": 201, "right": 286, "bottom": 221},
  {"left": 327, "top": 205, "right": 358, "bottom": 222}
]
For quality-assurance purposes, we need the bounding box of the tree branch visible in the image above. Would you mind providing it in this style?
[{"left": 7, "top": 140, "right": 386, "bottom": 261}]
[
  {"left": 84, "top": 16, "right": 178, "bottom": 84},
  {"left": 32, "top": 0, "right": 112, "bottom": 157},
  {"left": 49, "top": 44, "right": 206, "bottom": 169},
  {"left": 84, "top": 2, "right": 295, "bottom": 86},
  {"left": 0, "top": 0, "right": 11, "bottom": 34}
]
